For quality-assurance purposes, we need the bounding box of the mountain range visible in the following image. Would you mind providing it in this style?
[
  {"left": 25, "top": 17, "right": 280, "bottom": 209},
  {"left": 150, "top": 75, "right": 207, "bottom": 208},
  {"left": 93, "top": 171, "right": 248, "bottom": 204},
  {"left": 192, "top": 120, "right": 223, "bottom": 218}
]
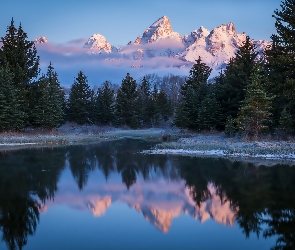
[{"left": 35, "top": 16, "right": 270, "bottom": 72}]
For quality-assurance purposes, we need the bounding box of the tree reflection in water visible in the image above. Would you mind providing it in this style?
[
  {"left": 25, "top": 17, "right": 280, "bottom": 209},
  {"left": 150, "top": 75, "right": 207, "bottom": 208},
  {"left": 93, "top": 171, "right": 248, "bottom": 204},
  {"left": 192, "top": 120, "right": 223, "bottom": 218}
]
[
  {"left": 0, "top": 139, "right": 294, "bottom": 249},
  {"left": 0, "top": 148, "right": 66, "bottom": 250}
]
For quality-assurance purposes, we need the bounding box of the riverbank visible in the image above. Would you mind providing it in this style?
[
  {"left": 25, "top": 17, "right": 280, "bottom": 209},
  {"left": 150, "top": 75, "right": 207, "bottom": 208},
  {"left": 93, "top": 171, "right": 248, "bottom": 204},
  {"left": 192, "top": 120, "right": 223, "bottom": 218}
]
[
  {"left": 0, "top": 125, "right": 167, "bottom": 150},
  {"left": 1, "top": 125, "right": 295, "bottom": 163},
  {"left": 143, "top": 132, "right": 295, "bottom": 163}
]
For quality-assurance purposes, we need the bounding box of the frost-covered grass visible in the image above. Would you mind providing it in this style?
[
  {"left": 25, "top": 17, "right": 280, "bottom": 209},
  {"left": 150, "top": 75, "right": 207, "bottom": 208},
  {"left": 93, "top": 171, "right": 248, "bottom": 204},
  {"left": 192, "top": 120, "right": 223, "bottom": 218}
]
[
  {"left": 1, "top": 126, "right": 295, "bottom": 162},
  {"left": 143, "top": 134, "right": 295, "bottom": 161},
  {"left": 0, "top": 125, "right": 166, "bottom": 150}
]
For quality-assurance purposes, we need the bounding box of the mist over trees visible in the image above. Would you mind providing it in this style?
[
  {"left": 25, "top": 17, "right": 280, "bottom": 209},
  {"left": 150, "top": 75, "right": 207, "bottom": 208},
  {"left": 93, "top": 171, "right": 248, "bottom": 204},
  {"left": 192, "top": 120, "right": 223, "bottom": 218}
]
[{"left": 0, "top": 0, "right": 295, "bottom": 139}]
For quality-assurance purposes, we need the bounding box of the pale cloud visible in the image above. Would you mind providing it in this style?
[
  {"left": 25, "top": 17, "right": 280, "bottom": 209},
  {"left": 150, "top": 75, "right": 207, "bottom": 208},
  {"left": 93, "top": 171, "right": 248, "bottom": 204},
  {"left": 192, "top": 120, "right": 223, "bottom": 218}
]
[
  {"left": 36, "top": 39, "right": 190, "bottom": 87},
  {"left": 66, "top": 38, "right": 87, "bottom": 45}
]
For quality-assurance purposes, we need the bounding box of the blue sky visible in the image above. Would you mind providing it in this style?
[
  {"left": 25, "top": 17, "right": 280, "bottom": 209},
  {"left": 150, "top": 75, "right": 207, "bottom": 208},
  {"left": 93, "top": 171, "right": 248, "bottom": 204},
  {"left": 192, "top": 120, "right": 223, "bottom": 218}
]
[{"left": 1, "top": 0, "right": 281, "bottom": 47}]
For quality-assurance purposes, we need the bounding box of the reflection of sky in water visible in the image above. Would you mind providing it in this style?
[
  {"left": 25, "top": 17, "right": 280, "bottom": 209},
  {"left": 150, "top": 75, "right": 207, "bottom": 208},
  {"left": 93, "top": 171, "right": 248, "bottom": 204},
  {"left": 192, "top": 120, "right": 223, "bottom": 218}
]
[
  {"left": 1, "top": 141, "right": 288, "bottom": 250},
  {"left": 25, "top": 166, "right": 276, "bottom": 250}
]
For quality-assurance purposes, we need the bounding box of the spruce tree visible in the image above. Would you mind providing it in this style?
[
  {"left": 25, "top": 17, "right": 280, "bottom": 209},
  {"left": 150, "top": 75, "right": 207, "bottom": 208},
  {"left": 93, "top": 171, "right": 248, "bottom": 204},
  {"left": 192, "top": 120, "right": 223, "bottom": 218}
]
[
  {"left": 156, "top": 90, "right": 172, "bottom": 122},
  {"left": 181, "top": 86, "right": 198, "bottom": 129},
  {"left": 265, "top": 0, "right": 295, "bottom": 128},
  {"left": 0, "top": 19, "right": 40, "bottom": 127},
  {"left": 236, "top": 66, "right": 274, "bottom": 140},
  {"left": 174, "top": 57, "right": 212, "bottom": 129},
  {"left": 46, "top": 63, "right": 65, "bottom": 127},
  {"left": 0, "top": 19, "right": 40, "bottom": 87},
  {"left": 136, "top": 77, "right": 152, "bottom": 126},
  {"left": 181, "top": 56, "right": 212, "bottom": 94},
  {"left": 220, "top": 36, "right": 258, "bottom": 121},
  {"left": 279, "top": 106, "right": 294, "bottom": 132},
  {"left": 32, "top": 63, "right": 65, "bottom": 129},
  {"left": 225, "top": 115, "right": 236, "bottom": 137},
  {"left": 0, "top": 66, "right": 25, "bottom": 131},
  {"left": 115, "top": 73, "right": 138, "bottom": 127},
  {"left": 150, "top": 84, "right": 160, "bottom": 126},
  {"left": 95, "top": 81, "right": 115, "bottom": 125},
  {"left": 198, "top": 96, "right": 222, "bottom": 130},
  {"left": 67, "top": 71, "right": 93, "bottom": 125}
]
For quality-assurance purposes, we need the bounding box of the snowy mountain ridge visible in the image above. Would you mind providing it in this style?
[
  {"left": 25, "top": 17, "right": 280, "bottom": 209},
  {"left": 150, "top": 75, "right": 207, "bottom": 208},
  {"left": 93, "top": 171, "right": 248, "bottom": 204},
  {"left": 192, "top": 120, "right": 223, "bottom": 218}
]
[{"left": 35, "top": 16, "right": 270, "bottom": 72}]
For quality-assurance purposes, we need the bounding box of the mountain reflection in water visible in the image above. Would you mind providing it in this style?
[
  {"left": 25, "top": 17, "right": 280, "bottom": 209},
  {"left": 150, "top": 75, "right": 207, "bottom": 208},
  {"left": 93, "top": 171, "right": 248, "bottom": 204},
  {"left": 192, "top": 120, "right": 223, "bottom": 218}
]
[{"left": 0, "top": 138, "right": 294, "bottom": 250}]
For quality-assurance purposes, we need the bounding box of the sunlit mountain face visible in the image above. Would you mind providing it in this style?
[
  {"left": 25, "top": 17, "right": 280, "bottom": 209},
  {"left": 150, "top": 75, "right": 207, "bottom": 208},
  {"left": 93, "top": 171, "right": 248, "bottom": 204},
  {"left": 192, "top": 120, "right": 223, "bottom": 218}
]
[{"left": 0, "top": 139, "right": 294, "bottom": 249}]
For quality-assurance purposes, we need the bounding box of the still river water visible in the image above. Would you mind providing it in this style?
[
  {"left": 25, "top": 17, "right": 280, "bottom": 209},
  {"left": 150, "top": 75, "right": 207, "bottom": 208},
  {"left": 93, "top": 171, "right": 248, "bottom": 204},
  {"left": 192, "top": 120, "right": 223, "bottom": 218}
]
[{"left": 0, "top": 138, "right": 294, "bottom": 250}]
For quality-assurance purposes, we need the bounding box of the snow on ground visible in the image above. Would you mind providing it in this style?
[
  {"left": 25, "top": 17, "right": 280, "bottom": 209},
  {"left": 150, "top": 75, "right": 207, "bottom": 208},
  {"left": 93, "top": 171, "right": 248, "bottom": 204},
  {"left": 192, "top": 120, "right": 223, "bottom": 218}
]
[
  {"left": 1, "top": 125, "right": 295, "bottom": 162},
  {"left": 0, "top": 125, "right": 166, "bottom": 149},
  {"left": 142, "top": 132, "right": 295, "bottom": 162}
]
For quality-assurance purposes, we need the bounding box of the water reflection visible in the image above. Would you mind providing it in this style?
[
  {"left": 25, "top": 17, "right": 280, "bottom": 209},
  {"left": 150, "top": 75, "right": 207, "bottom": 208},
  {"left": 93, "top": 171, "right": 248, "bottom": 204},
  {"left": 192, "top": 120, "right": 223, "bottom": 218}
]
[
  {"left": 0, "top": 139, "right": 294, "bottom": 249},
  {"left": 0, "top": 148, "right": 66, "bottom": 250}
]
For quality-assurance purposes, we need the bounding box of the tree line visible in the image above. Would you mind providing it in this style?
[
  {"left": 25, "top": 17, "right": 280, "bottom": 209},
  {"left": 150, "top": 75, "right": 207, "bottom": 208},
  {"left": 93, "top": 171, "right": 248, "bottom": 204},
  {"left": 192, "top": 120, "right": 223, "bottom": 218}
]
[
  {"left": 176, "top": 0, "right": 295, "bottom": 139},
  {"left": 0, "top": 0, "right": 294, "bottom": 138}
]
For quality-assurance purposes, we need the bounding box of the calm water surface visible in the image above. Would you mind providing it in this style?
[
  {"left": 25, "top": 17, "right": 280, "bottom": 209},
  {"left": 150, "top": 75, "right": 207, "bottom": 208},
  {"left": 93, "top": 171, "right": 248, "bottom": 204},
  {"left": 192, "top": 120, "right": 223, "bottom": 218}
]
[{"left": 0, "top": 139, "right": 294, "bottom": 250}]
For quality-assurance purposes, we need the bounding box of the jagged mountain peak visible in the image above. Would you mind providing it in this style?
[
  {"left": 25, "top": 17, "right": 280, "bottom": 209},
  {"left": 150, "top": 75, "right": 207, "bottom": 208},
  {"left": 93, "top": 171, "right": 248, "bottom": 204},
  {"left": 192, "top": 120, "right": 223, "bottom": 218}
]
[
  {"left": 183, "top": 26, "right": 210, "bottom": 47},
  {"left": 211, "top": 22, "right": 237, "bottom": 36},
  {"left": 36, "top": 17, "right": 270, "bottom": 73},
  {"left": 128, "top": 36, "right": 141, "bottom": 45},
  {"left": 34, "top": 36, "right": 48, "bottom": 44},
  {"left": 140, "top": 15, "right": 182, "bottom": 44},
  {"left": 150, "top": 15, "right": 171, "bottom": 28},
  {"left": 83, "top": 33, "right": 117, "bottom": 54}
]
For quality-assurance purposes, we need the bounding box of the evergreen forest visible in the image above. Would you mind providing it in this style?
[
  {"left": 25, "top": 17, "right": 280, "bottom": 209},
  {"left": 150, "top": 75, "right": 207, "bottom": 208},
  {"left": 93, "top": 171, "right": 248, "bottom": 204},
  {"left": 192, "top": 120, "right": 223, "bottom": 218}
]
[{"left": 0, "top": 0, "right": 295, "bottom": 139}]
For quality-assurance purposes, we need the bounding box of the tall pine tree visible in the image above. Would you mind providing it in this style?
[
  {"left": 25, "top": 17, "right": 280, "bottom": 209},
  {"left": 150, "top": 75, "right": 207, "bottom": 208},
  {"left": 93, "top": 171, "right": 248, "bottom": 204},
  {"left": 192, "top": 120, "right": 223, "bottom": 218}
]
[
  {"left": 95, "top": 81, "right": 115, "bottom": 125},
  {"left": 174, "top": 57, "right": 212, "bottom": 129},
  {"left": 115, "top": 73, "right": 138, "bottom": 128},
  {"left": 236, "top": 66, "right": 274, "bottom": 140},
  {"left": 67, "top": 71, "right": 93, "bottom": 125},
  {"left": 0, "top": 66, "right": 25, "bottom": 131},
  {"left": 265, "top": 0, "right": 295, "bottom": 129},
  {"left": 0, "top": 19, "right": 40, "bottom": 127},
  {"left": 32, "top": 63, "right": 65, "bottom": 129},
  {"left": 219, "top": 36, "right": 258, "bottom": 121}
]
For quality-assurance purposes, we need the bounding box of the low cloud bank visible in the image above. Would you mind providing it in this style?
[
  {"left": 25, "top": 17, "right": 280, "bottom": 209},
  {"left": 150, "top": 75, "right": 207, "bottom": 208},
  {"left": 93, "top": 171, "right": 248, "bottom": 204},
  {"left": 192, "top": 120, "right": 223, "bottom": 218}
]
[{"left": 36, "top": 40, "right": 190, "bottom": 87}]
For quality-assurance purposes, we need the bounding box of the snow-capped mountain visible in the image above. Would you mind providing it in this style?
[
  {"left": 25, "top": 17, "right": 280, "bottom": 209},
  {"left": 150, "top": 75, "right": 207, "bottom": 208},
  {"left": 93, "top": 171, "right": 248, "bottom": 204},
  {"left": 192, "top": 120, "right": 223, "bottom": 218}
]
[
  {"left": 36, "top": 16, "right": 270, "bottom": 72},
  {"left": 181, "top": 22, "right": 270, "bottom": 70},
  {"left": 34, "top": 36, "right": 48, "bottom": 44},
  {"left": 83, "top": 33, "right": 118, "bottom": 54},
  {"left": 137, "top": 15, "right": 182, "bottom": 44}
]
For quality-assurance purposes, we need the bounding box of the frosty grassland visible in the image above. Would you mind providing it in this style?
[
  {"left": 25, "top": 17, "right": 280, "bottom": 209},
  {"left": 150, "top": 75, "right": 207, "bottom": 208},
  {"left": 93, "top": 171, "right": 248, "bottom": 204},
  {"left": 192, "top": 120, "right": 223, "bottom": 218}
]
[{"left": 0, "top": 124, "right": 295, "bottom": 164}]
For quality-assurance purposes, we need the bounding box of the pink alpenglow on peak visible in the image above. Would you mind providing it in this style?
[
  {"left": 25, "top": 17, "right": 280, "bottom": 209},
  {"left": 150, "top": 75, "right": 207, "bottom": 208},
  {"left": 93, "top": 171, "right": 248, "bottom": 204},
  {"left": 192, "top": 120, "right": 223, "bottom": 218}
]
[
  {"left": 83, "top": 33, "right": 118, "bottom": 54},
  {"left": 34, "top": 36, "right": 48, "bottom": 44},
  {"left": 140, "top": 16, "right": 182, "bottom": 44},
  {"left": 36, "top": 16, "right": 271, "bottom": 76}
]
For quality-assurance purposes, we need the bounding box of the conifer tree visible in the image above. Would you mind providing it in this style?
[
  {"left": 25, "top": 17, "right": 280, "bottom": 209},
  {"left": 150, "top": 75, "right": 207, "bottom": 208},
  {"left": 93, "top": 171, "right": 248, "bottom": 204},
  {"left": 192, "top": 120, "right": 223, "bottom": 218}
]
[
  {"left": 198, "top": 96, "right": 222, "bottom": 130},
  {"left": 221, "top": 36, "right": 258, "bottom": 121},
  {"left": 279, "top": 106, "right": 294, "bottom": 132},
  {"left": 156, "top": 90, "right": 172, "bottom": 122},
  {"left": 265, "top": 0, "right": 295, "bottom": 128},
  {"left": 32, "top": 63, "right": 65, "bottom": 129},
  {"left": 181, "top": 56, "right": 212, "bottom": 94},
  {"left": 236, "top": 67, "right": 274, "bottom": 140},
  {"left": 0, "top": 66, "right": 25, "bottom": 131},
  {"left": 95, "top": 81, "right": 115, "bottom": 125},
  {"left": 136, "top": 77, "right": 152, "bottom": 126},
  {"left": 0, "top": 19, "right": 40, "bottom": 127},
  {"left": 46, "top": 63, "right": 65, "bottom": 127},
  {"left": 173, "top": 101, "right": 187, "bottom": 128},
  {"left": 67, "top": 71, "right": 93, "bottom": 125},
  {"left": 180, "top": 86, "right": 198, "bottom": 129},
  {"left": 225, "top": 115, "right": 236, "bottom": 137},
  {"left": 115, "top": 73, "right": 138, "bottom": 127},
  {"left": 150, "top": 84, "right": 160, "bottom": 126},
  {"left": 0, "top": 19, "right": 39, "bottom": 87},
  {"left": 174, "top": 57, "right": 212, "bottom": 129}
]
